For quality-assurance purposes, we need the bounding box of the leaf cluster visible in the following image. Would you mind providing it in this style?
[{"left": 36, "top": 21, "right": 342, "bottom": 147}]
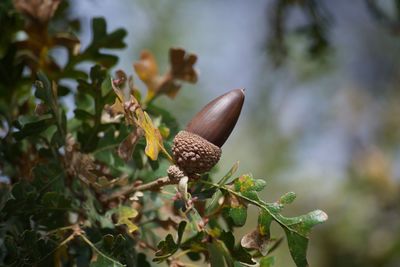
[{"left": 0, "top": 1, "right": 327, "bottom": 267}]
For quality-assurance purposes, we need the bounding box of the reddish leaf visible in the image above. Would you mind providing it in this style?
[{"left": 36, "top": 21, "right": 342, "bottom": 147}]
[{"left": 169, "top": 47, "right": 198, "bottom": 83}]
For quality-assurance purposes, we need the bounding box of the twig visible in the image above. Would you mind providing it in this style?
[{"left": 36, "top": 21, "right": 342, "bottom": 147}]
[
  {"left": 134, "top": 176, "right": 175, "bottom": 191},
  {"left": 101, "top": 176, "right": 177, "bottom": 202},
  {"left": 36, "top": 232, "right": 76, "bottom": 264},
  {"left": 80, "top": 234, "right": 125, "bottom": 266}
]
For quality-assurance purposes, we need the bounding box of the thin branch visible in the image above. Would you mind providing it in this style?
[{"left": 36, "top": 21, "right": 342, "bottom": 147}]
[
  {"left": 46, "top": 225, "right": 77, "bottom": 235},
  {"left": 101, "top": 176, "right": 177, "bottom": 202},
  {"left": 36, "top": 229, "right": 78, "bottom": 264},
  {"left": 135, "top": 176, "right": 174, "bottom": 191},
  {"left": 80, "top": 234, "right": 125, "bottom": 266}
]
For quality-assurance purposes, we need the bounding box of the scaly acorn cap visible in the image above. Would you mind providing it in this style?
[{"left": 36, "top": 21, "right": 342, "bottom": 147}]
[
  {"left": 172, "top": 89, "right": 245, "bottom": 175},
  {"left": 172, "top": 131, "right": 221, "bottom": 174}
]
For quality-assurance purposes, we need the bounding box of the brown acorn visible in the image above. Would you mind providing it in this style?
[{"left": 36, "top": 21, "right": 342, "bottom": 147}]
[{"left": 172, "top": 89, "right": 245, "bottom": 175}]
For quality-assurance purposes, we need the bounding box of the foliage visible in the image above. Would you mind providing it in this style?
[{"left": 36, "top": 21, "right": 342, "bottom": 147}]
[
  {"left": 0, "top": 1, "right": 327, "bottom": 266},
  {"left": 267, "top": 0, "right": 331, "bottom": 66}
]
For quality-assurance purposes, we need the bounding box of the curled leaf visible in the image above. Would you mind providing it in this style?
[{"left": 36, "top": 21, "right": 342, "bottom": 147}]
[{"left": 135, "top": 109, "right": 170, "bottom": 161}]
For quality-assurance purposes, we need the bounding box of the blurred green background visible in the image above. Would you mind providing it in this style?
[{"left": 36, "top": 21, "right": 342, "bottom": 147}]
[{"left": 67, "top": 0, "right": 400, "bottom": 266}]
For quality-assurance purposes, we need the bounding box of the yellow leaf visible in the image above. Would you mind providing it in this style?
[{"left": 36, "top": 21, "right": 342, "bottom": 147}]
[
  {"left": 116, "top": 206, "right": 139, "bottom": 233},
  {"left": 133, "top": 50, "right": 160, "bottom": 98},
  {"left": 119, "top": 218, "right": 138, "bottom": 233},
  {"left": 133, "top": 50, "right": 158, "bottom": 84},
  {"left": 135, "top": 109, "right": 171, "bottom": 161},
  {"left": 118, "top": 206, "right": 138, "bottom": 220}
]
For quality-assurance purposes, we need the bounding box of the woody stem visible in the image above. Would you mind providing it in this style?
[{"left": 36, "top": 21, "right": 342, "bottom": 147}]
[{"left": 101, "top": 176, "right": 177, "bottom": 202}]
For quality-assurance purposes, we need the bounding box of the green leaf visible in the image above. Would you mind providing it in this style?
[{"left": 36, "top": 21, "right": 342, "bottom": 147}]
[
  {"left": 35, "top": 72, "right": 53, "bottom": 103},
  {"left": 186, "top": 208, "right": 204, "bottom": 232},
  {"left": 91, "top": 18, "right": 126, "bottom": 49},
  {"left": 90, "top": 253, "right": 124, "bottom": 267},
  {"left": 74, "top": 109, "right": 94, "bottom": 121},
  {"left": 208, "top": 242, "right": 226, "bottom": 267},
  {"left": 208, "top": 173, "right": 327, "bottom": 267},
  {"left": 101, "top": 75, "right": 113, "bottom": 97},
  {"left": 212, "top": 231, "right": 255, "bottom": 267},
  {"left": 233, "top": 174, "right": 266, "bottom": 201},
  {"left": 258, "top": 209, "right": 273, "bottom": 236},
  {"left": 136, "top": 253, "right": 151, "bottom": 267},
  {"left": 284, "top": 229, "right": 309, "bottom": 267},
  {"left": 205, "top": 163, "right": 241, "bottom": 216},
  {"left": 271, "top": 209, "right": 327, "bottom": 267},
  {"left": 260, "top": 256, "right": 275, "bottom": 267},
  {"left": 153, "top": 221, "right": 187, "bottom": 262},
  {"left": 234, "top": 174, "right": 266, "bottom": 193},
  {"left": 82, "top": 17, "right": 127, "bottom": 68},
  {"left": 218, "top": 161, "right": 240, "bottom": 185},
  {"left": 276, "top": 210, "right": 328, "bottom": 237},
  {"left": 279, "top": 192, "right": 296, "bottom": 205},
  {"left": 228, "top": 205, "right": 247, "bottom": 227},
  {"left": 13, "top": 114, "right": 55, "bottom": 140},
  {"left": 205, "top": 189, "right": 223, "bottom": 216},
  {"left": 233, "top": 245, "right": 255, "bottom": 265},
  {"left": 41, "top": 124, "right": 58, "bottom": 143}
]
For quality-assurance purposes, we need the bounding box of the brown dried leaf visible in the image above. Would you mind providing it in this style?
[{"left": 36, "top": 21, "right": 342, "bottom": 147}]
[
  {"left": 65, "top": 135, "right": 97, "bottom": 184},
  {"left": 108, "top": 93, "right": 125, "bottom": 117},
  {"left": 107, "top": 79, "right": 138, "bottom": 124},
  {"left": 241, "top": 229, "right": 270, "bottom": 256},
  {"left": 118, "top": 129, "right": 142, "bottom": 162},
  {"left": 13, "top": 0, "right": 62, "bottom": 23},
  {"left": 133, "top": 48, "right": 198, "bottom": 102},
  {"left": 114, "top": 70, "right": 128, "bottom": 86},
  {"left": 133, "top": 50, "right": 160, "bottom": 97},
  {"left": 169, "top": 47, "right": 198, "bottom": 83},
  {"left": 158, "top": 78, "right": 182, "bottom": 99},
  {"left": 158, "top": 202, "right": 182, "bottom": 230}
]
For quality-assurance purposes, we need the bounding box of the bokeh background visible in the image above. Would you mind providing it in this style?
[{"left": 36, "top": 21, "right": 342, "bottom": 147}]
[{"left": 69, "top": 0, "right": 400, "bottom": 266}]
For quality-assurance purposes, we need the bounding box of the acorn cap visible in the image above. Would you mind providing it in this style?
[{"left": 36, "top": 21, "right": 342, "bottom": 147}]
[
  {"left": 172, "top": 131, "right": 221, "bottom": 174},
  {"left": 186, "top": 89, "right": 245, "bottom": 147}
]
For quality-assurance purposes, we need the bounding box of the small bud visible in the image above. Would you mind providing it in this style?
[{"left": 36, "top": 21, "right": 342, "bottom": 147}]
[{"left": 172, "top": 89, "right": 245, "bottom": 175}]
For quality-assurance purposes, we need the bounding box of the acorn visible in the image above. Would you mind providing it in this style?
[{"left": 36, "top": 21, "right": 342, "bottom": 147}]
[{"left": 171, "top": 89, "right": 245, "bottom": 175}]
